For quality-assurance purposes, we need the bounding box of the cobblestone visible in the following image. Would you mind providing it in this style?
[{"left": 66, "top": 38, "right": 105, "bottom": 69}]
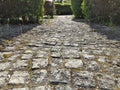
[
  {"left": 9, "top": 71, "right": 30, "bottom": 84},
  {"left": 0, "top": 16, "right": 120, "bottom": 89}
]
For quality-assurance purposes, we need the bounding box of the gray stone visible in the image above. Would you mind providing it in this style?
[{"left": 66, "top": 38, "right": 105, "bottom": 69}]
[
  {"left": 35, "top": 50, "right": 48, "bottom": 58},
  {"left": 50, "top": 69, "right": 71, "bottom": 84},
  {"left": 0, "top": 78, "right": 6, "bottom": 87},
  {"left": 32, "top": 70, "right": 48, "bottom": 84},
  {"left": 32, "top": 58, "right": 48, "bottom": 69},
  {"left": 8, "top": 54, "right": 20, "bottom": 61},
  {"left": 3, "top": 46, "right": 16, "bottom": 52},
  {"left": 65, "top": 59, "right": 83, "bottom": 68},
  {"left": 92, "top": 50, "right": 103, "bottom": 55},
  {"left": 118, "top": 78, "right": 120, "bottom": 88},
  {"left": 51, "top": 58, "right": 63, "bottom": 68},
  {"left": 21, "top": 54, "right": 33, "bottom": 60},
  {"left": 0, "top": 62, "right": 11, "bottom": 71},
  {"left": 62, "top": 49, "right": 80, "bottom": 59},
  {"left": 2, "top": 52, "right": 13, "bottom": 58},
  {"left": 98, "top": 56, "right": 108, "bottom": 62},
  {"left": 0, "top": 52, "right": 4, "bottom": 60},
  {"left": 55, "top": 85, "right": 72, "bottom": 90},
  {"left": 12, "top": 60, "right": 28, "bottom": 70},
  {"left": 73, "top": 71, "right": 96, "bottom": 88},
  {"left": 0, "top": 71, "right": 9, "bottom": 77},
  {"left": 86, "top": 61, "right": 100, "bottom": 71},
  {"left": 51, "top": 46, "right": 61, "bottom": 52},
  {"left": 32, "top": 86, "right": 51, "bottom": 90},
  {"left": 11, "top": 87, "right": 29, "bottom": 90},
  {"left": 81, "top": 54, "right": 95, "bottom": 60},
  {"left": 0, "top": 71, "right": 9, "bottom": 87},
  {"left": 24, "top": 49, "right": 33, "bottom": 54},
  {"left": 9, "top": 71, "right": 30, "bottom": 84},
  {"left": 97, "top": 74, "right": 115, "bottom": 90},
  {"left": 51, "top": 52, "right": 61, "bottom": 58}
]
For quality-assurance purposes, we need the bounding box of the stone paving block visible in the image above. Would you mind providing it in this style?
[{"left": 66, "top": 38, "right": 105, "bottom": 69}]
[
  {"left": 35, "top": 50, "right": 48, "bottom": 58},
  {"left": 3, "top": 46, "right": 16, "bottom": 52},
  {"left": 50, "top": 69, "right": 71, "bottom": 84},
  {"left": 54, "top": 85, "right": 72, "bottom": 90},
  {"left": 98, "top": 56, "right": 109, "bottom": 63},
  {"left": 8, "top": 54, "right": 20, "bottom": 61},
  {"left": 32, "top": 70, "right": 48, "bottom": 84},
  {"left": 62, "top": 49, "right": 80, "bottom": 59},
  {"left": 2, "top": 52, "right": 13, "bottom": 58},
  {"left": 0, "top": 62, "right": 11, "bottom": 71},
  {"left": 86, "top": 61, "right": 100, "bottom": 71},
  {"left": 9, "top": 71, "right": 30, "bottom": 84},
  {"left": 72, "top": 71, "right": 96, "bottom": 88},
  {"left": 21, "top": 54, "right": 33, "bottom": 60},
  {"left": 0, "top": 71, "right": 9, "bottom": 87},
  {"left": 51, "top": 52, "right": 61, "bottom": 58},
  {"left": 0, "top": 52, "right": 4, "bottom": 60},
  {"left": 51, "top": 46, "right": 61, "bottom": 52},
  {"left": 32, "top": 58, "right": 48, "bottom": 69},
  {"left": 81, "top": 53, "right": 95, "bottom": 60},
  {"left": 97, "top": 74, "right": 115, "bottom": 90},
  {"left": 118, "top": 78, "right": 120, "bottom": 88},
  {"left": 12, "top": 60, "right": 28, "bottom": 70},
  {"left": 10, "top": 87, "right": 29, "bottom": 90},
  {"left": 0, "top": 78, "right": 6, "bottom": 87},
  {"left": 24, "top": 49, "right": 33, "bottom": 54},
  {"left": 32, "top": 86, "right": 51, "bottom": 90},
  {"left": 65, "top": 59, "right": 83, "bottom": 68},
  {"left": 50, "top": 58, "right": 63, "bottom": 68}
]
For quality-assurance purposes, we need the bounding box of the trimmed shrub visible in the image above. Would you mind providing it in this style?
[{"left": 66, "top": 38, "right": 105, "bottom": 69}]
[
  {"left": 0, "top": 0, "right": 44, "bottom": 24},
  {"left": 55, "top": 3, "right": 72, "bottom": 15},
  {"left": 84, "top": 0, "right": 120, "bottom": 24},
  {"left": 71, "top": 0, "right": 83, "bottom": 19}
]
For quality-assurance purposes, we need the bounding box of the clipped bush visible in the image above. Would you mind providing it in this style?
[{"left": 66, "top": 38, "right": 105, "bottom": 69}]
[
  {"left": 71, "top": 0, "right": 83, "bottom": 19},
  {"left": 84, "top": 0, "right": 120, "bottom": 24},
  {"left": 0, "top": 0, "right": 44, "bottom": 24},
  {"left": 55, "top": 3, "right": 72, "bottom": 15}
]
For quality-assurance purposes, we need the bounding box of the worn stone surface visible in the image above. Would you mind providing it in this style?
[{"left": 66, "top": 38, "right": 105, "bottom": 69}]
[
  {"left": 0, "top": 16, "right": 120, "bottom": 89},
  {"left": 50, "top": 69, "right": 71, "bottom": 84},
  {"left": 65, "top": 59, "right": 83, "bottom": 68},
  {"left": 0, "top": 71, "right": 9, "bottom": 87},
  {"left": 54, "top": 85, "right": 72, "bottom": 90},
  {"left": 11, "top": 87, "right": 29, "bottom": 90},
  {"left": 32, "top": 70, "right": 48, "bottom": 84},
  {"left": 0, "top": 62, "right": 11, "bottom": 71},
  {"left": 73, "top": 71, "right": 96, "bottom": 88},
  {"left": 9, "top": 71, "right": 30, "bottom": 84},
  {"left": 21, "top": 54, "right": 33, "bottom": 60},
  {"left": 97, "top": 74, "right": 115, "bottom": 90},
  {"left": 12, "top": 60, "right": 28, "bottom": 70},
  {"left": 32, "top": 58, "right": 48, "bottom": 69},
  {"left": 32, "top": 86, "right": 51, "bottom": 90}
]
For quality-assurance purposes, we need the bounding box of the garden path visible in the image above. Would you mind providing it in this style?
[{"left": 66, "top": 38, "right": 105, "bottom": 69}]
[{"left": 0, "top": 16, "right": 120, "bottom": 90}]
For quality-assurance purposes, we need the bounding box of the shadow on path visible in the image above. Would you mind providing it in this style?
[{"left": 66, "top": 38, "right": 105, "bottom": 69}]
[
  {"left": 0, "top": 24, "right": 38, "bottom": 45},
  {"left": 90, "top": 24, "right": 120, "bottom": 41},
  {"left": 73, "top": 18, "right": 120, "bottom": 41}
]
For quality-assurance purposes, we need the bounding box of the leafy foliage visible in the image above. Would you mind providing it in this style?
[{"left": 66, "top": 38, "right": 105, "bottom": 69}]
[
  {"left": 0, "top": 0, "right": 44, "bottom": 24},
  {"left": 71, "top": 0, "right": 83, "bottom": 19},
  {"left": 55, "top": 3, "right": 72, "bottom": 15},
  {"left": 84, "top": 0, "right": 120, "bottom": 24}
]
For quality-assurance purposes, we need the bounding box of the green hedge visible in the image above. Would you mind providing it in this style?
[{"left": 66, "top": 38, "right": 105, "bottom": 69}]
[
  {"left": 71, "top": 0, "right": 83, "bottom": 19},
  {"left": 0, "top": 0, "right": 44, "bottom": 24},
  {"left": 82, "top": 0, "right": 120, "bottom": 24},
  {"left": 55, "top": 3, "right": 72, "bottom": 15}
]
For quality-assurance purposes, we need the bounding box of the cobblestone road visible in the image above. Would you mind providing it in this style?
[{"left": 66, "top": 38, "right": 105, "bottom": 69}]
[{"left": 0, "top": 16, "right": 120, "bottom": 90}]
